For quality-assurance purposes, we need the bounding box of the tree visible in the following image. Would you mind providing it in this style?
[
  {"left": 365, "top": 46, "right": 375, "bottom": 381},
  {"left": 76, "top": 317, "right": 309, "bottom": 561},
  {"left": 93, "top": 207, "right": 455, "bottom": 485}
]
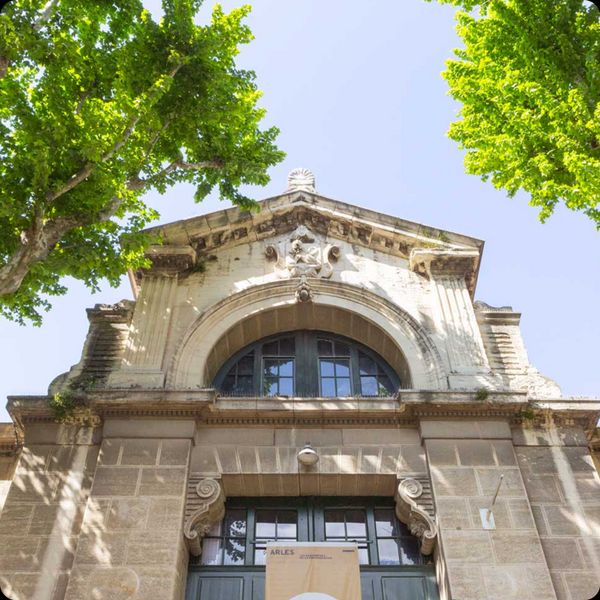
[
  {"left": 0, "top": 0, "right": 284, "bottom": 324},
  {"left": 429, "top": 0, "right": 600, "bottom": 227}
]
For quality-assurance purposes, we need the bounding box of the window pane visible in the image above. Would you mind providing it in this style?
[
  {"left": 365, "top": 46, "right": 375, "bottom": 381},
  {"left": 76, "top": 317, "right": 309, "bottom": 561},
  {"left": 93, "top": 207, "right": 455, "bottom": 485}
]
[
  {"left": 200, "top": 538, "right": 222, "bottom": 565},
  {"left": 377, "top": 539, "right": 401, "bottom": 566},
  {"left": 262, "top": 340, "right": 278, "bottom": 355},
  {"left": 254, "top": 546, "right": 269, "bottom": 565},
  {"left": 325, "top": 510, "right": 345, "bottom": 538},
  {"left": 279, "top": 337, "right": 295, "bottom": 355},
  {"left": 278, "top": 359, "right": 294, "bottom": 377},
  {"left": 320, "top": 359, "right": 335, "bottom": 377},
  {"left": 359, "top": 353, "right": 377, "bottom": 375},
  {"left": 236, "top": 376, "right": 253, "bottom": 395},
  {"left": 399, "top": 539, "right": 421, "bottom": 565},
  {"left": 255, "top": 511, "right": 277, "bottom": 538},
  {"left": 358, "top": 547, "right": 369, "bottom": 565},
  {"left": 374, "top": 509, "right": 396, "bottom": 537},
  {"left": 224, "top": 510, "right": 247, "bottom": 537},
  {"left": 334, "top": 359, "right": 350, "bottom": 377},
  {"left": 276, "top": 511, "right": 297, "bottom": 538},
  {"left": 360, "top": 376, "right": 378, "bottom": 396},
  {"left": 334, "top": 341, "right": 350, "bottom": 356},
  {"left": 263, "top": 378, "right": 278, "bottom": 396},
  {"left": 336, "top": 378, "right": 351, "bottom": 396},
  {"left": 263, "top": 359, "right": 279, "bottom": 377},
  {"left": 222, "top": 375, "right": 235, "bottom": 393},
  {"left": 278, "top": 378, "right": 294, "bottom": 397},
  {"left": 317, "top": 339, "right": 333, "bottom": 356},
  {"left": 378, "top": 376, "right": 394, "bottom": 396},
  {"left": 224, "top": 537, "right": 245, "bottom": 565},
  {"left": 345, "top": 510, "right": 367, "bottom": 538},
  {"left": 237, "top": 353, "right": 254, "bottom": 374},
  {"left": 321, "top": 378, "right": 336, "bottom": 397}
]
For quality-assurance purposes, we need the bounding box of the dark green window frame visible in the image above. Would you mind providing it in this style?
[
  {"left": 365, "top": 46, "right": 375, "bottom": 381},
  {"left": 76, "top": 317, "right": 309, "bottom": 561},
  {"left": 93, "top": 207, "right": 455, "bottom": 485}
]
[
  {"left": 214, "top": 331, "right": 400, "bottom": 398},
  {"left": 194, "top": 497, "right": 427, "bottom": 568}
]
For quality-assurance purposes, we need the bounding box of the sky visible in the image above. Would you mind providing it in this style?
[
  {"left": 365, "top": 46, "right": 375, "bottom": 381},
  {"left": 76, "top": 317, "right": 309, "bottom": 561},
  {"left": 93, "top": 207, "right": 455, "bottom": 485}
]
[{"left": 1, "top": 0, "right": 599, "bottom": 422}]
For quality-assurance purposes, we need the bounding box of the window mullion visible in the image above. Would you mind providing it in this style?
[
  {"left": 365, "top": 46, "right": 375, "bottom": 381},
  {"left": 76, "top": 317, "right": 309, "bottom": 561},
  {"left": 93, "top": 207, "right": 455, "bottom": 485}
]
[
  {"left": 350, "top": 346, "right": 360, "bottom": 396},
  {"left": 366, "top": 506, "right": 380, "bottom": 565},
  {"left": 245, "top": 507, "right": 256, "bottom": 566}
]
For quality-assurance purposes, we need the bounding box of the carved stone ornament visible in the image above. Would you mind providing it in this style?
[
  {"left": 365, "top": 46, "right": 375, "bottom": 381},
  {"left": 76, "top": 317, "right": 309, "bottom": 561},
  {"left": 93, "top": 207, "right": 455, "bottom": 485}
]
[
  {"left": 183, "top": 478, "right": 226, "bottom": 556},
  {"left": 265, "top": 225, "right": 340, "bottom": 280},
  {"left": 295, "top": 275, "right": 313, "bottom": 303},
  {"left": 286, "top": 168, "right": 316, "bottom": 193},
  {"left": 394, "top": 478, "right": 437, "bottom": 555}
]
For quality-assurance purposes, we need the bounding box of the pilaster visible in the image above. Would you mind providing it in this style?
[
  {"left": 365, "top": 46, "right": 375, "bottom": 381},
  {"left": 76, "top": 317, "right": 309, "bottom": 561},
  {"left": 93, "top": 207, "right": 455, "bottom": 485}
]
[
  {"left": 63, "top": 419, "right": 195, "bottom": 600},
  {"left": 421, "top": 419, "right": 557, "bottom": 600},
  {"left": 0, "top": 423, "right": 101, "bottom": 600},
  {"left": 513, "top": 424, "right": 600, "bottom": 600},
  {"left": 109, "top": 275, "right": 178, "bottom": 388}
]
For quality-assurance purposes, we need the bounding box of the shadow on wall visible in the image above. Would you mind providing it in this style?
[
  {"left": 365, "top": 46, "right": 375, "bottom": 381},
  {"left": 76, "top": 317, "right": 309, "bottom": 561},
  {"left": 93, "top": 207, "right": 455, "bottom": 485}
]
[{"left": 0, "top": 433, "right": 103, "bottom": 600}]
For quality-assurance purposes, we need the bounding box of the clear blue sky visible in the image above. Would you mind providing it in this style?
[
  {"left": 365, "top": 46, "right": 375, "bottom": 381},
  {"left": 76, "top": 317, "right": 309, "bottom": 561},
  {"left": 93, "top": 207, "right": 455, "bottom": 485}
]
[{"left": 1, "top": 0, "right": 599, "bottom": 422}]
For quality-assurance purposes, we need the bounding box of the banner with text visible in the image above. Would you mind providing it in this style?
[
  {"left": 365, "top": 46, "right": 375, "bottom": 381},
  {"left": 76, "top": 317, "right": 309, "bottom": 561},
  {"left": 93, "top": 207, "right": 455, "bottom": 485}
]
[{"left": 265, "top": 541, "right": 361, "bottom": 600}]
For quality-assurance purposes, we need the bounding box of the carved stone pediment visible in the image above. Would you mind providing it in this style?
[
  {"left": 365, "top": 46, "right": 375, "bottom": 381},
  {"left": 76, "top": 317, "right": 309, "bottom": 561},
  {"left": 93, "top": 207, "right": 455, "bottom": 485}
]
[
  {"left": 183, "top": 476, "right": 226, "bottom": 556},
  {"left": 394, "top": 477, "right": 437, "bottom": 555},
  {"left": 265, "top": 225, "right": 340, "bottom": 279}
]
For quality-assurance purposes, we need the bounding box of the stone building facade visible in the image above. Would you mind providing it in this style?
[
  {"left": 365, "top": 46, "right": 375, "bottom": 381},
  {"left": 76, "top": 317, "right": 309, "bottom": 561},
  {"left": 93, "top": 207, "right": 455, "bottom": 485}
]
[{"left": 0, "top": 170, "right": 599, "bottom": 600}]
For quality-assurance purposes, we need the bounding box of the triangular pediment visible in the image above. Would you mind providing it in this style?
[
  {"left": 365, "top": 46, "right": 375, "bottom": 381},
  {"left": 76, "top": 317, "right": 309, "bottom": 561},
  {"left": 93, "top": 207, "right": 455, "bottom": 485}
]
[{"left": 140, "top": 190, "right": 484, "bottom": 295}]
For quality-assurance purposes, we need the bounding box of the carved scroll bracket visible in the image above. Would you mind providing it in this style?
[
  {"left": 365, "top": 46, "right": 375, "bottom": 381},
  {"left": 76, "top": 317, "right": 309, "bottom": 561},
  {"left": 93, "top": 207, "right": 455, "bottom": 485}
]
[
  {"left": 394, "top": 478, "right": 437, "bottom": 556},
  {"left": 183, "top": 477, "right": 226, "bottom": 556}
]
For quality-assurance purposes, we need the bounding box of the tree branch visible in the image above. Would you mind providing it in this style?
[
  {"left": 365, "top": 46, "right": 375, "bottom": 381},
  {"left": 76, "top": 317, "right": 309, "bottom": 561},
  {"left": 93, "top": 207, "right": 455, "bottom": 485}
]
[
  {"left": 33, "top": 0, "right": 59, "bottom": 32},
  {"left": 127, "top": 159, "right": 224, "bottom": 191},
  {"left": 0, "top": 194, "right": 125, "bottom": 297},
  {"left": 46, "top": 63, "right": 184, "bottom": 205}
]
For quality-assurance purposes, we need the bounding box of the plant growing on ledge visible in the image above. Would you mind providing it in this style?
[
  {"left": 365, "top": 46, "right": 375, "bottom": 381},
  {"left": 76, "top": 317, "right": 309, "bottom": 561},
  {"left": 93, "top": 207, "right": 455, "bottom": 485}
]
[
  {"left": 0, "top": 0, "right": 284, "bottom": 324},
  {"left": 475, "top": 388, "right": 489, "bottom": 401},
  {"left": 48, "top": 391, "right": 77, "bottom": 422}
]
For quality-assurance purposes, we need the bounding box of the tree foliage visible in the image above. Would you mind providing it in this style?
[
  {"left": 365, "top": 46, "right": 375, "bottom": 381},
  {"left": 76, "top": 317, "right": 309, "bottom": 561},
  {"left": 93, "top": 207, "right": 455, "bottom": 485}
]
[
  {"left": 430, "top": 0, "right": 600, "bottom": 226},
  {"left": 0, "top": 0, "right": 284, "bottom": 323}
]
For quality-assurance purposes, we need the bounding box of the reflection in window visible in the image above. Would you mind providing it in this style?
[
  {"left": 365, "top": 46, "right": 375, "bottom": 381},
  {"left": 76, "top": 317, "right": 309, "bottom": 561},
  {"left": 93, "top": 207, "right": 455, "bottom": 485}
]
[
  {"left": 254, "top": 509, "right": 298, "bottom": 565},
  {"left": 359, "top": 352, "right": 394, "bottom": 397},
  {"left": 215, "top": 331, "right": 400, "bottom": 398},
  {"left": 221, "top": 351, "right": 254, "bottom": 396},
  {"left": 374, "top": 508, "right": 420, "bottom": 566},
  {"left": 324, "top": 508, "right": 369, "bottom": 564},
  {"left": 200, "top": 509, "right": 247, "bottom": 566}
]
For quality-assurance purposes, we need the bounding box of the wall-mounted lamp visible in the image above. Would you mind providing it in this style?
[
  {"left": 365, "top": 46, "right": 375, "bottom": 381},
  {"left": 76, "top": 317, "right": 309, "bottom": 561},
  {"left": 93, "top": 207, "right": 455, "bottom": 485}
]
[{"left": 297, "top": 443, "right": 319, "bottom": 466}]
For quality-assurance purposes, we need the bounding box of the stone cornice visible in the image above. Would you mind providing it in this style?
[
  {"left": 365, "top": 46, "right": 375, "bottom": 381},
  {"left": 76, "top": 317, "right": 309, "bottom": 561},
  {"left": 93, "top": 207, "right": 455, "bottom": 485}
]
[
  {"left": 7, "top": 391, "right": 600, "bottom": 438},
  {"left": 136, "top": 193, "right": 484, "bottom": 294},
  {"left": 0, "top": 423, "right": 21, "bottom": 456},
  {"left": 409, "top": 248, "right": 481, "bottom": 294}
]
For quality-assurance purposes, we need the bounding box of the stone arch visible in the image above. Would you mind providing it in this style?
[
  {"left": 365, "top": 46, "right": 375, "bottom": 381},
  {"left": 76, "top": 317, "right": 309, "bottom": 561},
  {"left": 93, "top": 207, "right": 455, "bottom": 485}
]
[{"left": 167, "top": 280, "right": 446, "bottom": 390}]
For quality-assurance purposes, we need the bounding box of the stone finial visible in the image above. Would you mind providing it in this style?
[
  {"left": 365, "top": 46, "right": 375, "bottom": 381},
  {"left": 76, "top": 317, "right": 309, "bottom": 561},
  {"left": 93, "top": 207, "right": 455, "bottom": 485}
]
[{"left": 287, "top": 168, "right": 315, "bottom": 193}]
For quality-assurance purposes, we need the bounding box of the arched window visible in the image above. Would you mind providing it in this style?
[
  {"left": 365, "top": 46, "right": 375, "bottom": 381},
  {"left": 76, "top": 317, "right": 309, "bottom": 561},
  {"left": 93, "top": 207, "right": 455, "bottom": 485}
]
[{"left": 213, "top": 331, "right": 400, "bottom": 397}]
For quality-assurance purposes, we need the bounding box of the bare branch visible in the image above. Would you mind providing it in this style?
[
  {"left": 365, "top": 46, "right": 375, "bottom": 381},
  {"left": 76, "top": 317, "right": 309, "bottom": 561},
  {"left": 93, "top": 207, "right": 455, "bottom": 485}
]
[
  {"left": 46, "top": 63, "right": 184, "bottom": 205},
  {"left": 33, "top": 0, "right": 59, "bottom": 32},
  {"left": 127, "top": 159, "right": 224, "bottom": 191}
]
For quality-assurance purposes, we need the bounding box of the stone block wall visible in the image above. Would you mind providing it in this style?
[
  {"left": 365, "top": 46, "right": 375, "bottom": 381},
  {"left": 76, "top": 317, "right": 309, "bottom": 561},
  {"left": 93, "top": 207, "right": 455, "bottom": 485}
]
[
  {"left": 63, "top": 430, "right": 193, "bottom": 600},
  {"left": 423, "top": 420, "right": 556, "bottom": 600},
  {"left": 514, "top": 427, "right": 600, "bottom": 600},
  {"left": 0, "top": 425, "right": 100, "bottom": 600},
  {"left": 190, "top": 426, "right": 428, "bottom": 497}
]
